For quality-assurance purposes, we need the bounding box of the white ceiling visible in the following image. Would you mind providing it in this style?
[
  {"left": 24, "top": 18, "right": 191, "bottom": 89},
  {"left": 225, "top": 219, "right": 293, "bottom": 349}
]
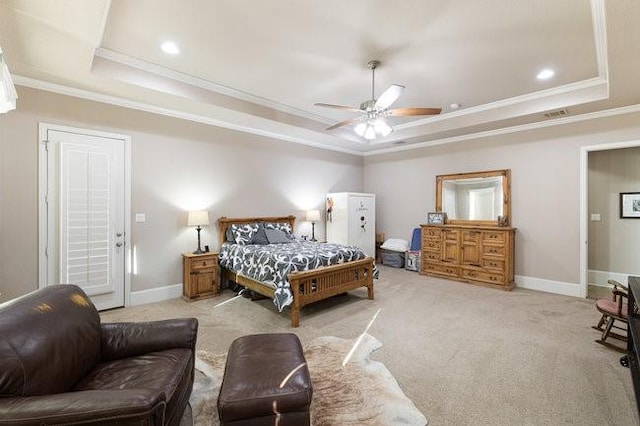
[{"left": 1, "top": 0, "right": 640, "bottom": 155}]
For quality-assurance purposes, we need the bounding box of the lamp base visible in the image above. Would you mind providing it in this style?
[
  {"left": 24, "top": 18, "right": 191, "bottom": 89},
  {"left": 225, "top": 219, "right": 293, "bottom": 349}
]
[
  {"left": 311, "top": 222, "right": 317, "bottom": 242},
  {"left": 193, "top": 226, "right": 204, "bottom": 254}
]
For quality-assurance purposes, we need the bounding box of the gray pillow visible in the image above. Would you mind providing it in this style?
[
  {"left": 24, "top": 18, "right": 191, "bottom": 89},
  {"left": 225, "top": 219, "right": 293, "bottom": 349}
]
[
  {"left": 225, "top": 227, "right": 235, "bottom": 243},
  {"left": 250, "top": 226, "right": 270, "bottom": 245},
  {"left": 231, "top": 223, "right": 259, "bottom": 245},
  {"left": 265, "top": 228, "right": 292, "bottom": 244},
  {"left": 264, "top": 222, "right": 293, "bottom": 236}
]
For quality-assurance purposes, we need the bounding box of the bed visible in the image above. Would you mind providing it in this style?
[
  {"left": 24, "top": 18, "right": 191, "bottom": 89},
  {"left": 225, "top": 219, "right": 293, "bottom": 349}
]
[{"left": 218, "top": 215, "right": 375, "bottom": 327}]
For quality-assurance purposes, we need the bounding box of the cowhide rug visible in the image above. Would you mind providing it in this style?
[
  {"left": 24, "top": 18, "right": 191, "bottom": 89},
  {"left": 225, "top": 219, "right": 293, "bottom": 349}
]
[{"left": 187, "top": 333, "right": 427, "bottom": 426}]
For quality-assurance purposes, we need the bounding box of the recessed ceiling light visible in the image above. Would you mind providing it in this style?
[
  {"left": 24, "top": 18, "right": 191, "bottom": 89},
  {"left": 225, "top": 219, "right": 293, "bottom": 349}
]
[
  {"left": 537, "top": 68, "right": 555, "bottom": 80},
  {"left": 161, "top": 41, "right": 180, "bottom": 55}
]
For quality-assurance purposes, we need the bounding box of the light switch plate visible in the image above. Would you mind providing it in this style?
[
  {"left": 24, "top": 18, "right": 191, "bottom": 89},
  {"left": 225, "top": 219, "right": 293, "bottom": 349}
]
[
  {"left": 590, "top": 213, "right": 601, "bottom": 222},
  {"left": 135, "top": 213, "right": 146, "bottom": 223}
]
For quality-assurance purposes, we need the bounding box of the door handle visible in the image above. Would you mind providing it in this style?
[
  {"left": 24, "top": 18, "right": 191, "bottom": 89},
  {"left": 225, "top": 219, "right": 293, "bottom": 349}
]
[{"left": 116, "top": 242, "right": 123, "bottom": 247}]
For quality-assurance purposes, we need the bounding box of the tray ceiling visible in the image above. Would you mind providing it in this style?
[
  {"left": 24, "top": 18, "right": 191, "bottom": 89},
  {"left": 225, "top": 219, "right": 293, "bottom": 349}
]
[{"left": 1, "top": 0, "right": 639, "bottom": 155}]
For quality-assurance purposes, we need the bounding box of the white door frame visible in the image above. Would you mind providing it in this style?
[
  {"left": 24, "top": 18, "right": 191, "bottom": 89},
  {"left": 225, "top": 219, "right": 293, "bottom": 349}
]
[
  {"left": 38, "top": 122, "right": 132, "bottom": 308},
  {"left": 579, "top": 138, "right": 640, "bottom": 298}
]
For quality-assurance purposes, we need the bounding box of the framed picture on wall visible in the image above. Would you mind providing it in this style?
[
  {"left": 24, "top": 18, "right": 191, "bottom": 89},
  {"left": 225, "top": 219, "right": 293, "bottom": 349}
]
[
  {"left": 620, "top": 192, "right": 640, "bottom": 218},
  {"left": 427, "top": 212, "right": 447, "bottom": 224}
]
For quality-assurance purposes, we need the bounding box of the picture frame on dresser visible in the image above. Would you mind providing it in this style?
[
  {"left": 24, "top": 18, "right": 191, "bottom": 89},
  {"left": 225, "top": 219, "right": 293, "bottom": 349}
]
[
  {"left": 620, "top": 192, "right": 640, "bottom": 218},
  {"left": 427, "top": 212, "right": 446, "bottom": 224}
]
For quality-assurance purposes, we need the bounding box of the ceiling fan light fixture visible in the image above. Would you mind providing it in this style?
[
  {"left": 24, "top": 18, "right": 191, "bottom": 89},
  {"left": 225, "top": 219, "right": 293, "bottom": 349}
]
[
  {"left": 373, "top": 118, "right": 392, "bottom": 137},
  {"left": 363, "top": 124, "right": 377, "bottom": 140},
  {"left": 354, "top": 122, "right": 367, "bottom": 137}
]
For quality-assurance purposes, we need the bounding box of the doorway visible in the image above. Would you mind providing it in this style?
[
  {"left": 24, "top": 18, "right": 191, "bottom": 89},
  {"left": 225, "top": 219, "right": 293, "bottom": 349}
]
[
  {"left": 38, "top": 123, "right": 131, "bottom": 310},
  {"left": 580, "top": 140, "right": 640, "bottom": 299}
]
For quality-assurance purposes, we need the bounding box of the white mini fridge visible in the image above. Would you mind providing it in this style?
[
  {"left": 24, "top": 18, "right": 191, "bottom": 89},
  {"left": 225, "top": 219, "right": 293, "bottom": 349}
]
[{"left": 325, "top": 192, "right": 376, "bottom": 257}]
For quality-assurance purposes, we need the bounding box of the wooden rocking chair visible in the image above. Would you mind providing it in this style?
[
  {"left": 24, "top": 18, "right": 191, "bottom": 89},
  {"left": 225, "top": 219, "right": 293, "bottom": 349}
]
[{"left": 593, "top": 279, "right": 629, "bottom": 351}]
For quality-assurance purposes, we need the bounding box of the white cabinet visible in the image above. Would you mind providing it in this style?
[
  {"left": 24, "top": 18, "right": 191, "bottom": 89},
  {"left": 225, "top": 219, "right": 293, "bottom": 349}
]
[{"left": 326, "top": 192, "right": 376, "bottom": 257}]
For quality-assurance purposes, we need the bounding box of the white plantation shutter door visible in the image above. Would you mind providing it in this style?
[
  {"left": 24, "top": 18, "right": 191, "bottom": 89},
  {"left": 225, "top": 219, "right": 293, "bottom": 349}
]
[{"left": 59, "top": 136, "right": 124, "bottom": 305}]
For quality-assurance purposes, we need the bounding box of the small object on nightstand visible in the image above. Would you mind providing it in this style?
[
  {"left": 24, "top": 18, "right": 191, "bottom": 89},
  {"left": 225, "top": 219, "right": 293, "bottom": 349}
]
[{"left": 182, "top": 252, "right": 219, "bottom": 301}]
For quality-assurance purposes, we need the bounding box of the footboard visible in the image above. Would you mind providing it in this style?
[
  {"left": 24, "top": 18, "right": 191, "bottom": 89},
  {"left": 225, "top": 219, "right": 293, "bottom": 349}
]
[
  {"left": 288, "top": 257, "right": 375, "bottom": 327},
  {"left": 221, "top": 257, "right": 375, "bottom": 327}
]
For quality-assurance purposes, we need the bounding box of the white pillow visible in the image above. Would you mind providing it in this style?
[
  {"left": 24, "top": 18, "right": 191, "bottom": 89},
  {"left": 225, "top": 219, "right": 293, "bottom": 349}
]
[{"left": 380, "top": 238, "right": 409, "bottom": 252}]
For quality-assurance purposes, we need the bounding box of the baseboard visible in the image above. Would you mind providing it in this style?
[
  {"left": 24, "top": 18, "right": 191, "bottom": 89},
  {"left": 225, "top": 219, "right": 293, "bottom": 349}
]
[
  {"left": 130, "top": 283, "right": 183, "bottom": 306},
  {"left": 515, "top": 275, "right": 581, "bottom": 298},
  {"left": 588, "top": 269, "right": 631, "bottom": 287}
]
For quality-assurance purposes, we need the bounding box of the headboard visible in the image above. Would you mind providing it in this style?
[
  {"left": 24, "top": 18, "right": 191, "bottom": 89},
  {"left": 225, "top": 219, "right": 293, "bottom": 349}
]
[{"left": 218, "top": 215, "right": 296, "bottom": 245}]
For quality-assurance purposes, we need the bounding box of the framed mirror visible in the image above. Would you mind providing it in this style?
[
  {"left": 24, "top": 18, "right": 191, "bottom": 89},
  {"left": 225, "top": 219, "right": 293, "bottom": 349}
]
[{"left": 436, "top": 169, "right": 511, "bottom": 226}]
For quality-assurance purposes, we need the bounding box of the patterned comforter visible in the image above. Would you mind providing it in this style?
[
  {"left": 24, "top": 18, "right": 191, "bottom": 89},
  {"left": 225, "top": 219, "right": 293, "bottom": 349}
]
[{"left": 219, "top": 240, "right": 372, "bottom": 311}]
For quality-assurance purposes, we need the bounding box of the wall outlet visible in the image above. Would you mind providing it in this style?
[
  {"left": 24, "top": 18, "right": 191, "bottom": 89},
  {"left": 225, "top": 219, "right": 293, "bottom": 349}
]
[{"left": 590, "top": 213, "right": 601, "bottom": 222}]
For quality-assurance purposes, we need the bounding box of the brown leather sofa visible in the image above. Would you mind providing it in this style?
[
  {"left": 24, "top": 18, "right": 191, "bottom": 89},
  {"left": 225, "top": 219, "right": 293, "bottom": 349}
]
[{"left": 0, "top": 285, "right": 198, "bottom": 426}]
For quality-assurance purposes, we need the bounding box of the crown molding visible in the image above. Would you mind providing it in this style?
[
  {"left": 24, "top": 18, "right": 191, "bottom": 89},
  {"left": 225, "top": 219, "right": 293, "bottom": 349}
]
[
  {"left": 12, "top": 75, "right": 364, "bottom": 156},
  {"left": 93, "top": 47, "right": 334, "bottom": 126},
  {"left": 364, "top": 103, "right": 640, "bottom": 156},
  {"left": 13, "top": 74, "right": 640, "bottom": 159}
]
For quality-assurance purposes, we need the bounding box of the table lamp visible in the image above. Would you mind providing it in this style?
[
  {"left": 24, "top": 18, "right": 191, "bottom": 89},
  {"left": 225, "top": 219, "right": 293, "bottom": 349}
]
[
  {"left": 306, "top": 209, "right": 321, "bottom": 242},
  {"left": 187, "top": 210, "right": 210, "bottom": 254}
]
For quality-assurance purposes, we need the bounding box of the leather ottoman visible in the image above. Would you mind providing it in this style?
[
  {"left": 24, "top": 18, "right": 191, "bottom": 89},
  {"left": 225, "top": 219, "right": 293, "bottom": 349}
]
[{"left": 217, "top": 333, "right": 313, "bottom": 426}]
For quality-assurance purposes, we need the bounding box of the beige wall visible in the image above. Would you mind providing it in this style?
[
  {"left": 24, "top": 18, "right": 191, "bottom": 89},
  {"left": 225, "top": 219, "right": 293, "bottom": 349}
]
[
  {"left": 0, "top": 87, "right": 363, "bottom": 301},
  {"left": 3, "top": 85, "right": 640, "bottom": 301},
  {"left": 364, "top": 114, "right": 640, "bottom": 288},
  {"left": 588, "top": 146, "right": 640, "bottom": 276}
]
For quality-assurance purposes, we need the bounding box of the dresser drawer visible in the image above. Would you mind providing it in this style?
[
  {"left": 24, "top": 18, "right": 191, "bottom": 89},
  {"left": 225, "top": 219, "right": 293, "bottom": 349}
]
[
  {"left": 422, "top": 238, "right": 441, "bottom": 251},
  {"left": 422, "top": 227, "right": 442, "bottom": 238},
  {"left": 482, "top": 245, "right": 505, "bottom": 257},
  {"left": 461, "top": 268, "right": 504, "bottom": 285},
  {"left": 423, "top": 262, "right": 459, "bottom": 278},
  {"left": 422, "top": 251, "right": 441, "bottom": 262},
  {"left": 191, "top": 257, "right": 217, "bottom": 271},
  {"left": 481, "top": 258, "right": 504, "bottom": 271},
  {"left": 483, "top": 231, "right": 505, "bottom": 243}
]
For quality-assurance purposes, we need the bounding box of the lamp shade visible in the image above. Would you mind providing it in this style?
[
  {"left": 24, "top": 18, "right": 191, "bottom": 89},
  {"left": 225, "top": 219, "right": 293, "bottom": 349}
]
[
  {"left": 306, "top": 209, "right": 321, "bottom": 222},
  {"left": 187, "top": 210, "right": 210, "bottom": 227}
]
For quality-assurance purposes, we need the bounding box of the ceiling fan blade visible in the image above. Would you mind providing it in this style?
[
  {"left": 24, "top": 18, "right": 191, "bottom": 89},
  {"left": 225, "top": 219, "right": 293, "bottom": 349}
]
[
  {"left": 388, "top": 107, "right": 442, "bottom": 116},
  {"left": 375, "top": 84, "right": 405, "bottom": 110},
  {"left": 326, "top": 116, "right": 365, "bottom": 131},
  {"left": 314, "top": 103, "right": 362, "bottom": 113}
]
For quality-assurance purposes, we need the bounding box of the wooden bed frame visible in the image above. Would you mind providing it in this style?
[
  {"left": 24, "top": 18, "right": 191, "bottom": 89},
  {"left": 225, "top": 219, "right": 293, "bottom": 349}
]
[{"left": 218, "top": 215, "right": 375, "bottom": 327}]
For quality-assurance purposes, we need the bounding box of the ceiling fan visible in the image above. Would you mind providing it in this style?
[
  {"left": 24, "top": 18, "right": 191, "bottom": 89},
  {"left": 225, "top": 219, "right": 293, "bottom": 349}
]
[{"left": 315, "top": 60, "right": 441, "bottom": 140}]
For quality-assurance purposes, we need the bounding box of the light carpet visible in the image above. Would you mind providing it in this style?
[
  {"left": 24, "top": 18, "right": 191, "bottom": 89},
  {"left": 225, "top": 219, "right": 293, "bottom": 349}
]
[{"left": 188, "top": 333, "right": 427, "bottom": 426}]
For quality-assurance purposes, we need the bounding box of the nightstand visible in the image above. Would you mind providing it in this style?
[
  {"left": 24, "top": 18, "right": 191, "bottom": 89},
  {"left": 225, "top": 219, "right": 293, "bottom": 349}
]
[{"left": 182, "top": 252, "right": 219, "bottom": 301}]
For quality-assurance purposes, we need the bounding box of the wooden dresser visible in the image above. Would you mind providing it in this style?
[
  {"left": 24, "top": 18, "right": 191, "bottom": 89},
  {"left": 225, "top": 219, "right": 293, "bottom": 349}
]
[{"left": 420, "top": 224, "right": 515, "bottom": 290}]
